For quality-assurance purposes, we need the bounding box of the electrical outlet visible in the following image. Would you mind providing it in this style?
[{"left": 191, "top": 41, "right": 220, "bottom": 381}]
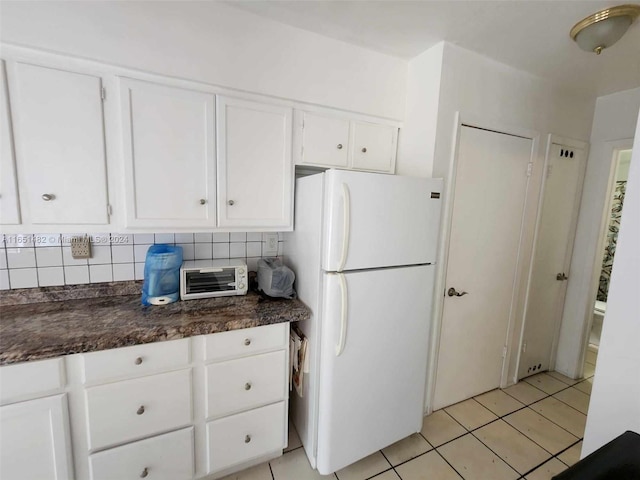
[
  {"left": 71, "top": 235, "right": 91, "bottom": 259},
  {"left": 263, "top": 233, "right": 279, "bottom": 256}
]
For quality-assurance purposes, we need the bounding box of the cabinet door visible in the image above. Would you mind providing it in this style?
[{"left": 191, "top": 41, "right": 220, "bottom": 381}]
[
  {"left": 0, "top": 61, "right": 21, "bottom": 225},
  {"left": 217, "top": 97, "right": 293, "bottom": 229},
  {"left": 9, "top": 62, "right": 109, "bottom": 224},
  {"left": 120, "top": 79, "right": 215, "bottom": 228},
  {"left": 299, "top": 112, "right": 349, "bottom": 168},
  {"left": 0, "top": 394, "right": 73, "bottom": 480},
  {"left": 351, "top": 121, "right": 397, "bottom": 173}
]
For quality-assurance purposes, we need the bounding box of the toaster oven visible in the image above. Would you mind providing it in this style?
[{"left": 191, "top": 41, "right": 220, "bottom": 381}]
[{"left": 180, "top": 259, "right": 248, "bottom": 300}]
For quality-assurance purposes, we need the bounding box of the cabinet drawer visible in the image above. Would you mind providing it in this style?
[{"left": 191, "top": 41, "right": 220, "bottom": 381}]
[
  {"left": 206, "top": 350, "right": 286, "bottom": 418},
  {"left": 0, "top": 358, "right": 65, "bottom": 405},
  {"left": 81, "top": 338, "right": 190, "bottom": 384},
  {"left": 85, "top": 369, "right": 192, "bottom": 450},
  {"left": 207, "top": 401, "right": 285, "bottom": 473},
  {"left": 89, "top": 427, "right": 194, "bottom": 480},
  {"left": 205, "top": 323, "right": 287, "bottom": 362}
]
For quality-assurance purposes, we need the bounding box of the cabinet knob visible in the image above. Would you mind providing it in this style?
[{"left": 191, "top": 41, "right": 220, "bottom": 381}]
[
  {"left": 337, "top": 144, "right": 343, "bottom": 150},
  {"left": 244, "top": 338, "right": 251, "bottom": 346},
  {"left": 140, "top": 467, "right": 149, "bottom": 478},
  {"left": 361, "top": 147, "right": 367, "bottom": 153},
  {"left": 228, "top": 200, "right": 235, "bottom": 206},
  {"left": 199, "top": 199, "right": 207, "bottom": 205},
  {"left": 135, "top": 357, "right": 143, "bottom": 365},
  {"left": 137, "top": 405, "right": 145, "bottom": 415},
  {"left": 245, "top": 382, "right": 252, "bottom": 391},
  {"left": 245, "top": 435, "right": 252, "bottom": 444},
  {"left": 41, "top": 193, "right": 55, "bottom": 201}
]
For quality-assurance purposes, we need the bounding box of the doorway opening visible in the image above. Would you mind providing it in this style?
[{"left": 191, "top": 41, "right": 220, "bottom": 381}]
[{"left": 583, "top": 148, "right": 632, "bottom": 377}]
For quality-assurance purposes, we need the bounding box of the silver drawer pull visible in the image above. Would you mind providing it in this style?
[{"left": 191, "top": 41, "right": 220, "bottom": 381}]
[
  {"left": 361, "top": 147, "right": 367, "bottom": 153},
  {"left": 140, "top": 467, "right": 149, "bottom": 478},
  {"left": 245, "top": 435, "right": 251, "bottom": 443},
  {"left": 135, "top": 357, "right": 143, "bottom": 365},
  {"left": 245, "top": 382, "right": 252, "bottom": 391},
  {"left": 41, "top": 193, "right": 55, "bottom": 201},
  {"left": 137, "top": 405, "right": 145, "bottom": 415},
  {"left": 244, "top": 338, "right": 251, "bottom": 346},
  {"left": 337, "top": 144, "right": 343, "bottom": 149}
]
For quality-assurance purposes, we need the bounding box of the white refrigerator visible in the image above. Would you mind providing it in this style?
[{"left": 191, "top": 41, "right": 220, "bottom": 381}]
[{"left": 286, "top": 169, "right": 443, "bottom": 474}]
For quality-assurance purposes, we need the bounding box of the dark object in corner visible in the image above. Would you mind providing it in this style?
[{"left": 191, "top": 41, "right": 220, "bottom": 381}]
[{"left": 553, "top": 431, "right": 640, "bottom": 480}]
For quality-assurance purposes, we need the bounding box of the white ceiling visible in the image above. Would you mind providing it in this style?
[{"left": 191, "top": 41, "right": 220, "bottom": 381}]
[{"left": 227, "top": 0, "right": 640, "bottom": 97}]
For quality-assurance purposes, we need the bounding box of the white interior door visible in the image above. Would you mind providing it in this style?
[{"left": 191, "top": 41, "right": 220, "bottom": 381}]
[
  {"left": 120, "top": 78, "right": 215, "bottom": 228},
  {"left": 316, "top": 265, "right": 435, "bottom": 474},
  {"left": 434, "top": 126, "right": 533, "bottom": 409},
  {"left": 322, "top": 169, "right": 443, "bottom": 271},
  {"left": 519, "top": 143, "right": 586, "bottom": 378}
]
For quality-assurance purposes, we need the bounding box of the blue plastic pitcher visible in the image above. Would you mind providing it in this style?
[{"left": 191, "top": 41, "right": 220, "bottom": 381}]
[{"left": 142, "top": 244, "right": 183, "bottom": 306}]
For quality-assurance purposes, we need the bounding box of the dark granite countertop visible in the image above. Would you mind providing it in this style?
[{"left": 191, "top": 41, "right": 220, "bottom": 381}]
[{"left": 0, "top": 282, "right": 310, "bottom": 366}]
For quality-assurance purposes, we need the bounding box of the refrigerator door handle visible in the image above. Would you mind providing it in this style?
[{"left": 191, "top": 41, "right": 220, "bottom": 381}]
[
  {"left": 337, "top": 183, "right": 351, "bottom": 272},
  {"left": 335, "top": 273, "right": 348, "bottom": 356}
]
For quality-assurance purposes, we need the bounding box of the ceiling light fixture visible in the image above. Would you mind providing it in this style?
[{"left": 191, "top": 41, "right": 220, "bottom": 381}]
[{"left": 570, "top": 4, "right": 640, "bottom": 54}]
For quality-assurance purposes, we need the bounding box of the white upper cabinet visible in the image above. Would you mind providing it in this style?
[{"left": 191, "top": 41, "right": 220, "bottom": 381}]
[
  {"left": 9, "top": 62, "right": 109, "bottom": 225},
  {"left": 351, "top": 121, "right": 397, "bottom": 173},
  {"left": 295, "top": 111, "right": 398, "bottom": 174},
  {"left": 0, "top": 61, "right": 21, "bottom": 225},
  {"left": 299, "top": 112, "right": 349, "bottom": 168},
  {"left": 120, "top": 79, "right": 216, "bottom": 229},
  {"left": 216, "top": 96, "right": 293, "bottom": 230}
]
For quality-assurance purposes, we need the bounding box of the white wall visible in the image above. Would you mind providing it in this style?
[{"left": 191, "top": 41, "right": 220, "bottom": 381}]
[
  {"left": 0, "top": 1, "right": 407, "bottom": 120},
  {"left": 419, "top": 43, "right": 595, "bottom": 410},
  {"left": 396, "top": 42, "right": 443, "bottom": 177},
  {"left": 582, "top": 110, "right": 640, "bottom": 456},
  {"left": 555, "top": 87, "right": 640, "bottom": 377}
]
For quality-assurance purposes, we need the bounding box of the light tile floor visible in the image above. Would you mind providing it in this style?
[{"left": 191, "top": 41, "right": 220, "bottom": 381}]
[{"left": 222, "top": 369, "right": 595, "bottom": 480}]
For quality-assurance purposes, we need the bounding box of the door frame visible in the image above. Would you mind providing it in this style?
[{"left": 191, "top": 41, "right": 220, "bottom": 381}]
[
  {"left": 425, "top": 112, "right": 541, "bottom": 413},
  {"left": 576, "top": 138, "right": 633, "bottom": 377},
  {"left": 514, "top": 134, "right": 589, "bottom": 380}
]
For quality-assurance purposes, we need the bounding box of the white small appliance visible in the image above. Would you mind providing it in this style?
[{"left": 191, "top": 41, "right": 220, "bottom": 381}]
[
  {"left": 287, "top": 169, "right": 443, "bottom": 474},
  {"left": 180, "top": 259, "right": 248, "bottom": 300}
]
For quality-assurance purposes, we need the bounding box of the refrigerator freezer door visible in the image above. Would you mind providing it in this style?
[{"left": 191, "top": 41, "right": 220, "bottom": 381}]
[
  {"left": 316, "top": 265, "right": 435, "bottom": 474},
  {"left": 322, "top": 170, "right": 443, "bottom": 272}
]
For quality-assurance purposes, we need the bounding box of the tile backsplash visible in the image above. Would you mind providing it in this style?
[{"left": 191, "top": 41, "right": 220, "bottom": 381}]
[{"left": 0, "top": 232, "right": 283, "bottom": 290}]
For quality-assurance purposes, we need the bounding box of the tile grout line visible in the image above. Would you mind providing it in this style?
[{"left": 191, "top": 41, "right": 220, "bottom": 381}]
[
  {"left": 433, "top": 448, "right": 465, "bottom": 479},
  {"left": 440, "top": 389, "right": 579, "bottom": 473}
]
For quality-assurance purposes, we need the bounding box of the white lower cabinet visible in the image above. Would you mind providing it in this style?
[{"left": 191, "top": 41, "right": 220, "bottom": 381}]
[
  {"left": 0, "top": 394, "right": 74, "bottom": 480},
  {"left": 0, "top": 322, "right": 290, "bottom": 480},
  {"left": 89, "top": 427, "right": 194, "bottom": 480},
  {"left": 207, "top": 401, "right": 286, "bottom": 474}
]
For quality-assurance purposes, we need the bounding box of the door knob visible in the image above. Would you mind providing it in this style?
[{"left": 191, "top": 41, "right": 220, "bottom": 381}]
[
  {"left": 447, "top": 287, "right": 468, "bottom": 297},
  {"left": 556, "top": 273, "right": 568, "bottom": 281}
]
